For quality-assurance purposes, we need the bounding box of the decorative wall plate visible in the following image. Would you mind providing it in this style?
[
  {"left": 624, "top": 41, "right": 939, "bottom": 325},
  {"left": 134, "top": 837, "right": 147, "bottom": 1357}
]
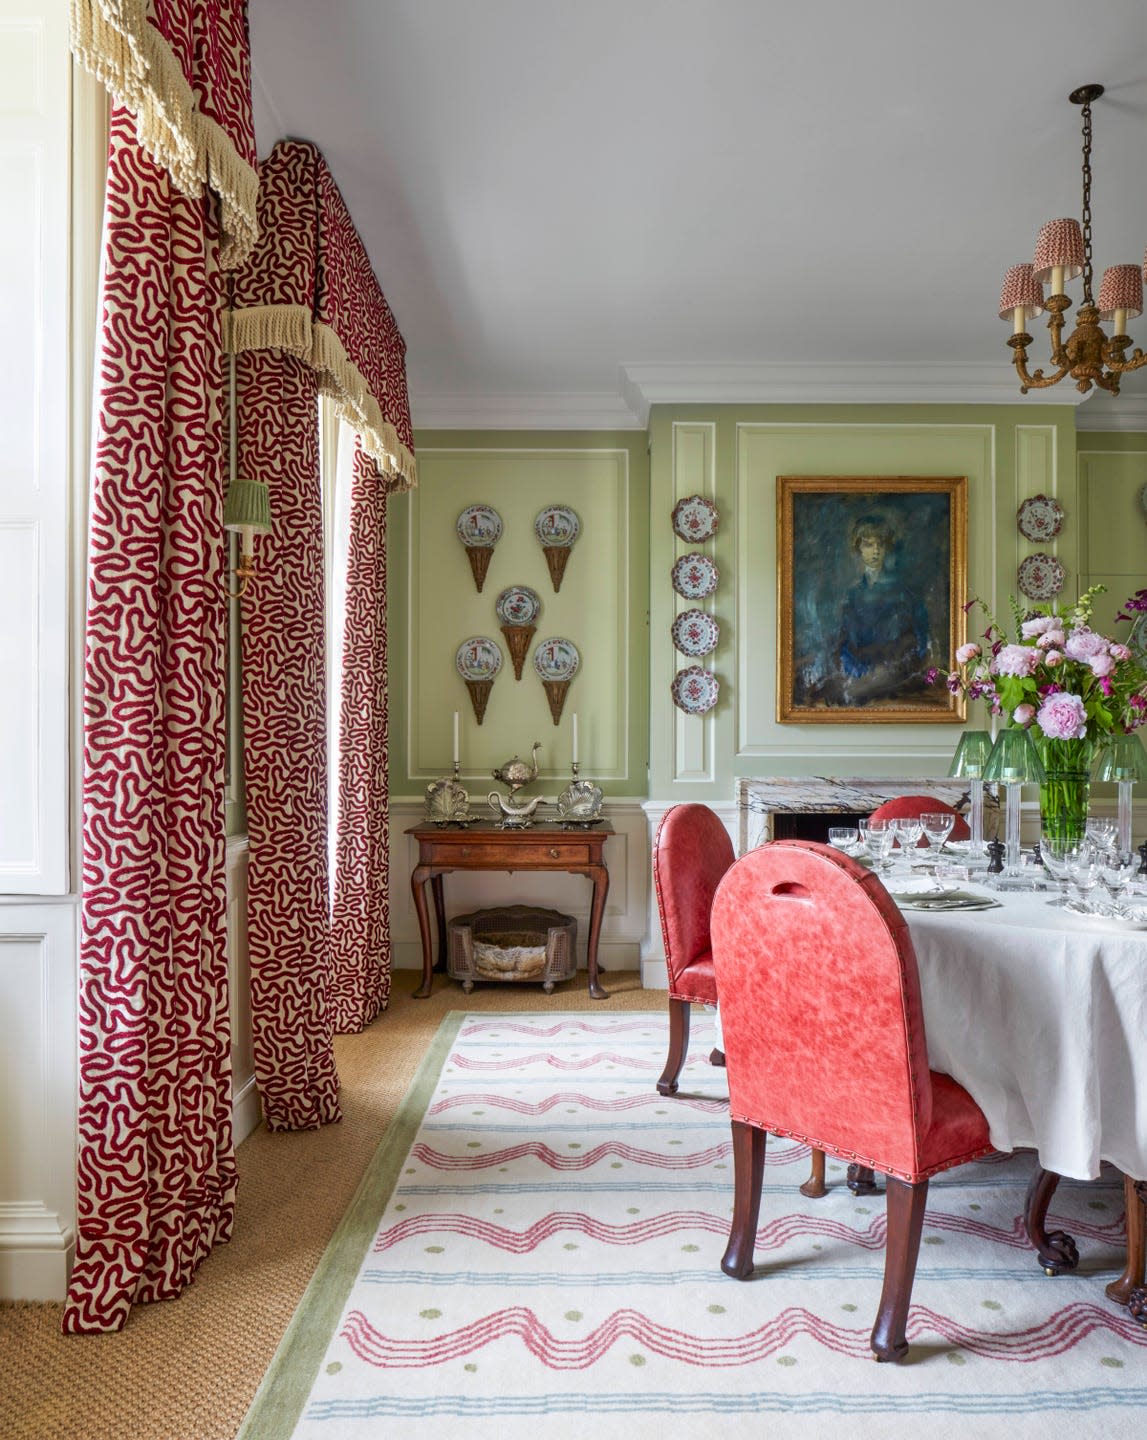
[
  {"left": 495, "top": 585, "right": 541, "bottom": 626},
  {"left": 456, "top": 505, "right": 503, "bottom": 548},
  {"left": 671, "top": 666, "right": 720, "bottom": 715},
  {"left": 671, "top": 552, "right": 719, "bottom": 599},
  {"left": 533, "top": 636, "right": 580, "bottom": 682},
  {"left": 534, "top": 505, "right": 580, "bottom": 548},
  {"left": 671, "top": 494, "right": 719, "bottom": 542},
  {"left": 455, "top": 636, "right": 503, "bottom": 681},
  {"left": 1017, "top": 552, "right": 1066, "bottom": 601},
  {"left": 671, "top": 608, "right": 720, "bottom": 657},
  {"left": 1017, "top": 494, "right": 1064, "bottom": 542}
]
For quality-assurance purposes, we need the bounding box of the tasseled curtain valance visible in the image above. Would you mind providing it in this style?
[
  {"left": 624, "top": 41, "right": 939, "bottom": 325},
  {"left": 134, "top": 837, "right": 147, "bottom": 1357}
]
[
  {"left": 227, "top": 138, "right": 416, "bottom": 489},
  {"left": 70, "top": 0, "right": 259, "bottom": 267}
]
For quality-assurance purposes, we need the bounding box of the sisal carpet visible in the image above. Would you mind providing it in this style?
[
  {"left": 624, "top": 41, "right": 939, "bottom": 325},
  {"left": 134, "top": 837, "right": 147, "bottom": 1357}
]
[{"left": 237, "top": 1011, "right": 1146, "bottom": 1440}]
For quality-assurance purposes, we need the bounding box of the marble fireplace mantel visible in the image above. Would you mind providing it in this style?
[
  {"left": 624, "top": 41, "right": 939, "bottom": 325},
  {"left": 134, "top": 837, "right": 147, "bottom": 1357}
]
[{"left": 736, "top": 777, "right": 969, "bottom": 854}]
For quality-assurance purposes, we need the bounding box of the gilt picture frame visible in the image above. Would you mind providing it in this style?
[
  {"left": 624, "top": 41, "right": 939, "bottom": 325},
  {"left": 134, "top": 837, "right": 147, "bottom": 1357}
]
[{"left": 776, "top": 475, "right": 967, "bottom": 724}]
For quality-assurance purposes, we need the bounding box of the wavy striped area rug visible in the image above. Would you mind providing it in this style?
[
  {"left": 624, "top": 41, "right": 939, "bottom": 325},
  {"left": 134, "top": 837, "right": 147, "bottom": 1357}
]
[{"left": 239, "top": 1011, "right": 1146, "bottom": 1440}]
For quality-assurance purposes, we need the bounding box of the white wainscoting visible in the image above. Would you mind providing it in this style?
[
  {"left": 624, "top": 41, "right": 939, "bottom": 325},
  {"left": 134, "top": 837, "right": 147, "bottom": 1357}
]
[
  {"left": 389, "top": 799, "right": 655, "bottom": 988},
  {"left": 0, "top": 901, "right": 77, "bottom": 1299}
]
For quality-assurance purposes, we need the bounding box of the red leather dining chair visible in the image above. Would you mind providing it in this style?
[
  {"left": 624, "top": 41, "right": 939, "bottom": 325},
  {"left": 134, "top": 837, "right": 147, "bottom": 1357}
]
[
  {"left": 867, "top": 794, "right": 971, "bottom": 843},
  {"left": 651, "top": 803, "right": 734, "bottom": 1096},
  {"left": 710, "top": 839, "right": 995, "bottom": 1362}
]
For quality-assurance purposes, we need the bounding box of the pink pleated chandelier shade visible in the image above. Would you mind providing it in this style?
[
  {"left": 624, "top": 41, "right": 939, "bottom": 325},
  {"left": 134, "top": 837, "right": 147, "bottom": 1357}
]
[
  {"left": 1031, "top": 218, "right": 1085, "bottom": 285},
  {"left": 1098, "top": 264, "right": 1144, "bottom": 324},
  {"left": 998, "top": 264, "right": 1044, "bottom": 322}
]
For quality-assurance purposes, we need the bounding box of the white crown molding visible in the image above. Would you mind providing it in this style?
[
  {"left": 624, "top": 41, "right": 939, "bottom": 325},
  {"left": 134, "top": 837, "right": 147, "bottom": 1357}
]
[
  {"left": 403, "top": 364, "right": 1147, "bottom": 436},
  {"left": 619, "top": 361, "right": 1088, "bottom": 413},
  {"left": 410, "top": 391, "right": 645, "bottom": 432},
  {"left": 1075, "top": 396, "right": 1147, "bottom": 432}
]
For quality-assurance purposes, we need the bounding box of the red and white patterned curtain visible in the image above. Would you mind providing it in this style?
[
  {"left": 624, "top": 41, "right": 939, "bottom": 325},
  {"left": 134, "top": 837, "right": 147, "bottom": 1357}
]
[
  {"left": 230, "top": 139, "right": 412, "bottom": 1051},
  {"left": 65, "top": 0, "right": 258, "bottom": 1332}
]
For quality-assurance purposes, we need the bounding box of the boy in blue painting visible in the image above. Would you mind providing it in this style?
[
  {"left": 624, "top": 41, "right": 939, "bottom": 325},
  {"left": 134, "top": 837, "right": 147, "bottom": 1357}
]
[{"left": 835, "top": 516, "right": 931, "bottom": 705}]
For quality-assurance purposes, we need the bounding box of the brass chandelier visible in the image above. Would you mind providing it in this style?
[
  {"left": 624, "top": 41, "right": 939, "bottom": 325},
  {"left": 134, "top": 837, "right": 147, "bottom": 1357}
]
[{"left": 999, "top": 84, "right": 1147, "bottom": 396}]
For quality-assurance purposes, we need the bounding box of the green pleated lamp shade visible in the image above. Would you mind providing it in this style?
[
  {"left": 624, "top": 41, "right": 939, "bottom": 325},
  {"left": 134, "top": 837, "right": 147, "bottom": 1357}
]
[
  {"left": 1093, "top": 732, "right": 1147, "bottom": 783},
  {"left": 983, "top": 727, "right": 1046, "bottom": 785},
  {"left": 948, "top": 729, "right": 994, "bottom": 779},
  {"left": 223, "top": 477, "right": 273, "bottom": 534}
]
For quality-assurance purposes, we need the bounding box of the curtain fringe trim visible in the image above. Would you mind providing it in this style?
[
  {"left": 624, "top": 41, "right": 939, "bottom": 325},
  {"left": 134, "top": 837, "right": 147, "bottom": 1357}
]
[
  {"left": 226, "top": 306, "right": 417, "bottom": 490},
  {"left": 69, "top": 0, "right": 259, "bottom": 269}
]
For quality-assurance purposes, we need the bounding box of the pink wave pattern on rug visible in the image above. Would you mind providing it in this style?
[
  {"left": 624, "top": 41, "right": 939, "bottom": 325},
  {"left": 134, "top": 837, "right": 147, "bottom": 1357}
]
[{"left": 270, "top": 1012, "right": 1142, "bottom": 1440}]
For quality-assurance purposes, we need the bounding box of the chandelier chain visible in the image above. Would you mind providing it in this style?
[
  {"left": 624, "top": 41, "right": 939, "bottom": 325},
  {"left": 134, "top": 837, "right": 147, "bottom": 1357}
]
[{"left": 1080, "top": 97, "right": 1094, "bottom": 304}]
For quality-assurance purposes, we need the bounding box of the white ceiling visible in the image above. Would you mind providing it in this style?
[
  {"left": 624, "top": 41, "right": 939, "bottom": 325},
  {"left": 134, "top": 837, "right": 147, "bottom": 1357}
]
[{"left": 248, "top": 0, "right": 1147, "bottom": 430}]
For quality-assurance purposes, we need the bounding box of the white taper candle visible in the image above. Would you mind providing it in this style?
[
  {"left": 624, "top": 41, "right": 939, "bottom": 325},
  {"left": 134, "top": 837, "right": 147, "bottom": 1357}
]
[
  {"left": 452, "top": 711, "right": 460, "bottom": 767},
  {"left": 572, "top": 712, "right": 578, "bottom": 766}
]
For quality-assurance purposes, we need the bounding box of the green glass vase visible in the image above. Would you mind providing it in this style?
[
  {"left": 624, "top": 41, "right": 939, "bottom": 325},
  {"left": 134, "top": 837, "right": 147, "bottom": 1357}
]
[{"left": 1035, "top": 736, "right": 1093, "bottom": 842}]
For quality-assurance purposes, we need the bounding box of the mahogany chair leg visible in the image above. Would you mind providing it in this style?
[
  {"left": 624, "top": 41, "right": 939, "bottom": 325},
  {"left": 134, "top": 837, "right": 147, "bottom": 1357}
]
[
  {"left": 721, "top": 1120, "right": 766, "bottom": 1280},
  {"left": 656, "top": 997, "right": 691, "bottom": 1096},
  {"left": 709, "top": 1048, "right": 726, "bottom": 1068},
  {"left": 870, "top": 1176, "right": 929, "bottom": 1363},
  {"left": 800, "top": 1147, "right": 827, "bottom": 1199},
  {"left": 847, "top": 1164, "right": 880, "bottom": 1195},
  {"left": 1107, "top": 1175, "right": 1147, "bottom": 1306},
  {"left": 1024, "top": 1165, "right": 1079, "bottom": 1275}
]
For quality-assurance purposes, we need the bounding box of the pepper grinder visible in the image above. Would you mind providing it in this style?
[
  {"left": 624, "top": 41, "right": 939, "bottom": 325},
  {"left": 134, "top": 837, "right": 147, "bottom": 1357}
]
[
  {"left": 1138, "top": 840, "right": 1147, "bottom": 876},
  {"left": 986, "top": 838, "right": 1005, "bottom": 875}
]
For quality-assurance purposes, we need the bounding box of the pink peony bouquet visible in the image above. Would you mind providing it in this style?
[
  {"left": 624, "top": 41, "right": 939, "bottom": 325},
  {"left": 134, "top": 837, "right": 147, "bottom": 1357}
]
[{"left": 928, "top": 585, "right": 1147, "bottom": 743}]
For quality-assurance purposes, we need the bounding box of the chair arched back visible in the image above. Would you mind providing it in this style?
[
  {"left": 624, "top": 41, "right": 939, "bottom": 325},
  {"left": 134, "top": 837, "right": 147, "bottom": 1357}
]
[
  {"left": 653, "top": 804, "right": 735, "bottom": 991},
  {"left": 711, "top": 840, "right": 935, "bottom": 1178},
  {"left": 868, "top": 794, "right": 970, "bottom": 842}
]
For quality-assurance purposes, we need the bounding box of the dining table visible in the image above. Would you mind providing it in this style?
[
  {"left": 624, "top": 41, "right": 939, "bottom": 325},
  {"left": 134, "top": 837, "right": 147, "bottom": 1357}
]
[{"left": 888, "top": 868, "right": 1147, "bottom": 1316}]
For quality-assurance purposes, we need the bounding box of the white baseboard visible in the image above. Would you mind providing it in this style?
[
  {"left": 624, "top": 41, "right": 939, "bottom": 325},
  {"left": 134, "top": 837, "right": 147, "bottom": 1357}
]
[
  {"left": 0, "top": 1203, "right": 73, "bottom": 1300},
  {"left": 232, "top": 1074, "right": 261, "bottom": 1145}
]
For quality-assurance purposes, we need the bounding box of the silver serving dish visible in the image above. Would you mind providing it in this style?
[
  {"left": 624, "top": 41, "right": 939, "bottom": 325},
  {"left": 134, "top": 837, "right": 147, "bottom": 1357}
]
[
  {"left": 557, "top": 778, "right": 604, "bottom": 825},
  {"left": 425, "top": 777, "right": 471, "bottom": 826}
]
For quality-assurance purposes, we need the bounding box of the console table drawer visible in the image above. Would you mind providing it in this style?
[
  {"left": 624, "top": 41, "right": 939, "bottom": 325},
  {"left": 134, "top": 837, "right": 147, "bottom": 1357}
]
[{"left": 444, "top": 841, "right": 591, "bottom": 866}]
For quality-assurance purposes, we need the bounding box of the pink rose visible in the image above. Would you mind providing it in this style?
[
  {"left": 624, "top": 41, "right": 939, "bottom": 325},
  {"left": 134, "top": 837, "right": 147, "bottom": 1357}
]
[
  {"left": 955, "top": 642, "right": 981, "bottom": 664},
  {"left": 992, "top": 644, "right": 1037, "bottom": 678},
  {"left": 1090, "top": 653, "right": 1116, "bottom": 677},
  {"left": 1110, "top": 643, "right": 1132, "bottom": 662},
  {"left": 1036, "top": 691, "right": 1089, "bottom": 741},
  {"left": 1012, "top": 703, "right": 1035, "bottom": 726},
  {"left": 1044, "top": 650, "right": 1063, "bottom": 667}
]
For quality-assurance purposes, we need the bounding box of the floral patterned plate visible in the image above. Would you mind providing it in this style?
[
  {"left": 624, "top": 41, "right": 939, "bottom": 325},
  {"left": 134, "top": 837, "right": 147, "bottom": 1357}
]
[
  {"left": 671, "top": 552, "right": 719, "bottom": 599},
  {"left": 533, "top": 636, "right": 580, "bottom": 682},
  {"left": 671, "top": 494, "right": 719, "bottom": 542},
  {"left": 1017, "top": 552, "right": 1066, "bottom": 601},
  {"left": 671, "top": 666, "right": 719, "bottom": 715},
  {"left": 671, "top": 608, "right": 720, "bottom": 657},
  {"left": 455, "top": 636, "right": 503, "bottom": 681},
  {"left": 1017, "top": 494, "right": 1065, "bottom": 542},
  {"left": 456, "top": 505, "right": 503, "bottom": 548},
  {"left": 495, "top": 585, "right": 541, "bottom": 626},
  {"left": 534, "top": 505, "right": 580, "bottom": 548}
]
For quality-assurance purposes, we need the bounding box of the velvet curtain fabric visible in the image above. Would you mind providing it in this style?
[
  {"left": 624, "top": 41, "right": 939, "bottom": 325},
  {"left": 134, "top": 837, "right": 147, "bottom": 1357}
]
[{"left": 65, "top": 0, "right": 257, "bottom": 1334}]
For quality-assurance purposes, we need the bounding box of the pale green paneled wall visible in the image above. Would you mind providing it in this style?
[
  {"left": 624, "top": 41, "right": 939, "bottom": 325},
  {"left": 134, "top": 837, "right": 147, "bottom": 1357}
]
[
  {"left": 648, "top": 404, "right": 1080, "bottom": 801},
  {"left": 390, "top": 433, "right": 650, "bottom": 796},
  {"left": 1076, "top": 432, "right": 1147, "bottom": 637},
  {"left": 388, "top": 410, "right": 1144, "bottom": 813}
]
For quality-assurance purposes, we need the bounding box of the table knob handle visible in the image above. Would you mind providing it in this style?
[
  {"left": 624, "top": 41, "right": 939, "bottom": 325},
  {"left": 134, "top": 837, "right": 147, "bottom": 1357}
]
[
  {"left": 459, "top": 848, "right": 470, "bottom": 858},
  {"left": 548, "top": 847, "right": 560, "bottom": 859}
]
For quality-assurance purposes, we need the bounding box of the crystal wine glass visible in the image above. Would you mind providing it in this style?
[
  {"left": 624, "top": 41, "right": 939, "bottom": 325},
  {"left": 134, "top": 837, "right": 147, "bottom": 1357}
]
[
  {"left": 864, "top": 819, "right": 895, "bottom": 874},
  {"left": 893, "top": 817, "right": 923, "bottom": 868},
  {"left": 1100, "top": 849, "right": 1139, "bottom": 907},
  {"left": 1063, "top": 840, "right": 1102, "bottom": 907},
  {"left": 920, "top": 812, "right": 955, "bottom": 865},
  {"left": 828, "top": 826, "right": 859, "bottom": 854},
  {"left": 1085, "top": 817, "right": 1117, "bottom": 854}
]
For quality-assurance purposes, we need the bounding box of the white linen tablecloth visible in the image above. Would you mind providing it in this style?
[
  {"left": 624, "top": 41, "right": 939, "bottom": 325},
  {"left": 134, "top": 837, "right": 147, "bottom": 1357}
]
[{"left": 902, "top": 886, "right": 1147, "bottom": 1181}]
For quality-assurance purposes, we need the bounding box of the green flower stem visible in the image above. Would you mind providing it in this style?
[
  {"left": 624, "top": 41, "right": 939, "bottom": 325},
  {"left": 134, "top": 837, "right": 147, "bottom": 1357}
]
[{"left": 1036, "top": 737, "right": 1092, "bottom": 842}]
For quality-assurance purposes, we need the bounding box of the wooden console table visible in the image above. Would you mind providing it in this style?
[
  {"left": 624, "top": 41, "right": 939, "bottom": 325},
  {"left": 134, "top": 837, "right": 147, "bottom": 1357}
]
[{"left": 405, "top": 820, "right": 613, "bottom": 1000}]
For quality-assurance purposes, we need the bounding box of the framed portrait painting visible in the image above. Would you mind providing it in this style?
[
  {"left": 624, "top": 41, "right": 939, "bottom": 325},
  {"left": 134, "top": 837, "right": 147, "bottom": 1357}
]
[{"left": 776, "top": 476, "right": 967, "bottom": 724}]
